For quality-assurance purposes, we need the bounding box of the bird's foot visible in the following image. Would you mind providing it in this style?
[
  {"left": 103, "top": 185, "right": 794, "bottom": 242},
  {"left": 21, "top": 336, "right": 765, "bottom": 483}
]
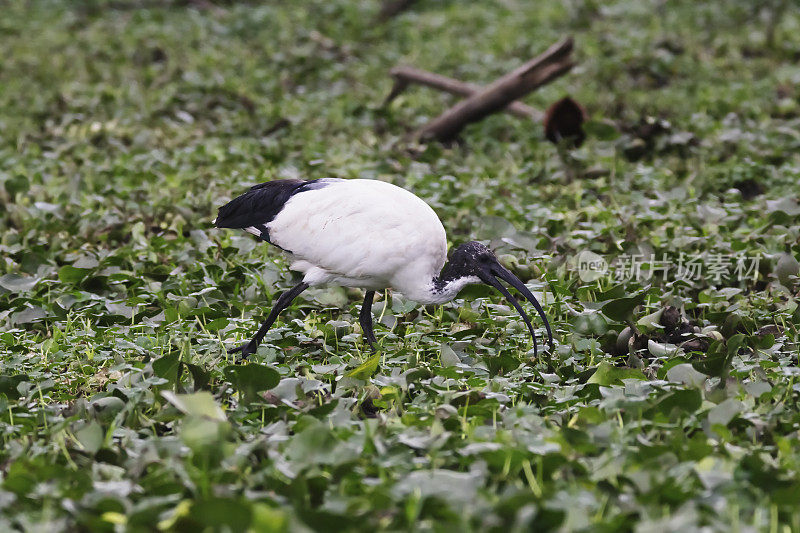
[{"left": 228, "top": 341, "right": 258, "bottom": 360}]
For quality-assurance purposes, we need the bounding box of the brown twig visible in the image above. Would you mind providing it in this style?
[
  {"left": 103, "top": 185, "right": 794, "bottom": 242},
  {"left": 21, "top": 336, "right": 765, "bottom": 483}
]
[
  {"left": 413, "top": 37, "right": 575, "bottom": 142},
  {"left": 386, "top": 66, "right": 541, "bottom": 120}
]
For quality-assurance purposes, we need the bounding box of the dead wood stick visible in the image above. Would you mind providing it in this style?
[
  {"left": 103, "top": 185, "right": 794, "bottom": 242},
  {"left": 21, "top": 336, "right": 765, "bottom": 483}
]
[
  {"left": 386, "top": 66, "right": 541, "bottom": 120},
  {"left": 415, "top": 37, "right": 574, "bottom": 142}
]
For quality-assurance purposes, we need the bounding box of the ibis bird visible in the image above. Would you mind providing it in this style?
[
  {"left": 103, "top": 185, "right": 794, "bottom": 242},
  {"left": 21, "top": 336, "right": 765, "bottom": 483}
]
[{"left": 214, "top": 178, "right": 553, "bottom": 358}]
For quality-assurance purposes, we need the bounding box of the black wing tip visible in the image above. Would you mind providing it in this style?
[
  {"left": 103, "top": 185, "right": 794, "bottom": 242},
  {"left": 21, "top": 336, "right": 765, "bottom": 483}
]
[{"left": 213, "top": 179, "right": 309, "bottom": 230}]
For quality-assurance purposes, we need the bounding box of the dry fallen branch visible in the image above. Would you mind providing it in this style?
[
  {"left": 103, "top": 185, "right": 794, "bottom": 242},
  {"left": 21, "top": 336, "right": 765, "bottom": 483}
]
[
  {"left": 400, "top": 37, "right": 574, "bottom": 142},
  {"left": 386, "top": 66, "right": 541, "bottom": 120}
]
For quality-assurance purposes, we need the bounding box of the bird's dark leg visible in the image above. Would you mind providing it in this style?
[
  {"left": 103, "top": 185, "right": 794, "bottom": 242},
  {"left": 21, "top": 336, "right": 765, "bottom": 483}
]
[
  {"left": 359, "top": 290, "right": 377, "bottom": 351},
  {"left": 229, "top": 282, "right": 309, "bottom": 359}
]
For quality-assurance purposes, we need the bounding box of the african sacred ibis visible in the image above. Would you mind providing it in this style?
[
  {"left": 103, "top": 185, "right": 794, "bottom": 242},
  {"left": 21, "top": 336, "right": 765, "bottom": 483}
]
[{"left": 214, "top": 178, "right": 553, "bottom": 358}]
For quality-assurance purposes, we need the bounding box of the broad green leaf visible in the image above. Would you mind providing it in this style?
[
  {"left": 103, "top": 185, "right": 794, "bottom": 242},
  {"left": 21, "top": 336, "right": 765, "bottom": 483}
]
[
  {"left": 666, "top": 363, "right": 707, "bottom": 388},
  {"left": 583, "top": 118, "right": 620, "bottom": 140},
  {"left": 601, "top": 292, "right": 647, "bottom": 322},
  {"left": 162, "top": 391, "right": 226, "bottom": 421},
  {"left": 650, "top": 389, "right": 702, "bottom": 417},
  {"left": 440, "top": 343, "right": 460, "bottom": 367},
  {"left": 0, "top": 374, "right": 28, "bottom": 400},
  {"left": 223, "top": 363, "right": 280, "bottom": 402},
  {"left": 345, "top": 352, "right": 381, "bottom": 380},
  {"left": 587, "top": 361, "right": 646, "bottom": 386},
  {"left": 75, "top": 421, "right": 104, "bottom": 454},
  {"left": 637, "top": 308, "right": 663, "bottom": 330},
  {"left": 58, "top": 265, "right": 91, "bottom": 284},
  {"left": 251, "top": 504, "right": 289, "bottom": 533},
  {"left": 11, "top": 307, "right": 46, "bottom": 325},
  {"left": 153, "top": 353, "right": 181, "bottom": 384},
  {"left": 692, "top": 334, "right": 745, "bottom": 378},
  {"left": 0, "top": 274, "right": 39, "bottom": 293},
  {"left": 708, "top": 398, "right": 743, "bottom": 426},
  {"left": 190, "top": 498, "right": 252, "bottom": 531},
  {"left": 184, "top": 362, "right": 211, "bottom": 390},
  {"left": 90, "top": 396, "right": 126, "bottom": 423}
]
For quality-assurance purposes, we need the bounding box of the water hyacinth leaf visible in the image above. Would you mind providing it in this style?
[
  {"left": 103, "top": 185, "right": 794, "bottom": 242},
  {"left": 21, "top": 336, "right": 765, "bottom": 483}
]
[
  {"left": 184, "top": 363, "right": 211, "bottom": 390},
  {"left": 583, "top": 118, "right": 620, "bottom": 140},
  {"left": 58, "top": 265, "right": 91, "bottom": 284},
  {"left": 4, "top": 174, "right": 29, "bottom": 195},
  {"left": 162, "top": 391, "right": 226, "bottom": 421},
  {"left": 708, "top": 398, "right": 743, "bottom": 427},
  {"left": 440, "top": 343, "right": 461, "bottom": 367},
  {"left": 692, "top": 334, "right": 745, "bottom": 378},
  {"left": 637, "top": 308, "right": 663, "bottom": 330},
  {"left": 0, "top": 375, "right": 29, "bottom": 399},
  {"left": 345, "top": 352, "right": 381, "bottom": 380},
  {"left": 666, "top": 363, "right": 708, "bottom": 388},
  {"left": 601, "top": 291, "right": 647, "bottom": 322},
  {"left": 587, "top": 361, "right": 646, "bottom": 386},
  {"left": 650, "top": 389, "right": 703, "bottom": 417},
  {"left": 223, "top": 363, "right": 280, "bottom": 402},
  {"left": 204, "top": 317, "right": 228, "bottom": 332},
  {"left": 189, "top": 498, "right": 253, "bottom": 531},
  {"left": 11, "top": 307, "right": 47, "bottom": 325},
  {"left": 152, "top": 353, "right": 181, "bottom": 385},
  {"left": 0, "top": 274, "right": 39, "bottom": 293},
  {"left": 284, "top": 421, "right": 361, "bottom": 469},
  {"left": 251, "top": 504, "right": 289, "bottom": 533},
  {"left": 393, "top": 470, "right": 479, "bottom": 507},
  {"left": 311, "top": 287, "right": 348, "bottom": 308},
  {"left": 90, "top": 396, "right": 126, "bottom": 423},
  {"left": 75, "top": 421, "right": 104, "bottom": 455}
]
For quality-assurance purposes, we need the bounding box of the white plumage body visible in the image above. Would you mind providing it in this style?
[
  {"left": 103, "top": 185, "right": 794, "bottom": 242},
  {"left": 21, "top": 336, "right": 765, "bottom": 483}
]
[
  {"left": 253, "top": 179, "right": 452, "bottom": 303},
  {"left": 215, "top": 177, "right": 553, "bottom": 357}
]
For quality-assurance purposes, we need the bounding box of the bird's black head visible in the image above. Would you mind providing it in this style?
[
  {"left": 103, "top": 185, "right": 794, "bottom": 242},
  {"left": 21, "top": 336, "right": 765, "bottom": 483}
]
[
  {"left": 447, "top": 241, "right": 498, "bottom": 277},
  {"left": 445, "top": 241, "right": 554, "bottom": 356}
]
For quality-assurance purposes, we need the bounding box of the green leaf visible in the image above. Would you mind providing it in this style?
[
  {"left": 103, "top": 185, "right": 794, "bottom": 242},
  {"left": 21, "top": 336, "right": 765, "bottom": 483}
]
[
  {"left": 162, "top": 391, "right": 226, "bottom": 421},
  {"left": 587, "top": 361, "right": 646, "bottom": 386},
  {"left": 90, "top": 396, "right": 126, "bottom": 423},
  {"left": 650, "top": 389, "right": 702, "bottom": 417},
  {"left": 11, "top": 306, "right": 47, "bottom": 325},
  {"left": 601, "top": 291, "right": 647, "bottom": 322},
  {"left": 205, "top": 317, "right": 229, "bottom": 332},
  {"left": 440, "top": 343, "right": 461, "bottom": 367},
  {"left": 152, "top": 353, "right": 181, "bottom": 385},
  {"left": 666, "top": 363, "right": 707, "bottom": 387},
  {"left": 636, "top": 308, "right": 663, "bottom": 330},
  {"left": 224, "top": 363, "right": 280, "bottom": 402},
  {"left": 692, "top": 334, "right": 745, "bottom": 378},
  {"left": 0, "top": 274, "right": 39, "bottom": 293},
  {"left": 75, "top": 421, "right": 104, "bottom": 455},
  {"left": 184, "top": 362, "right": 211, "bottom": 390},
  {"left": 583, "top": 118, "right": 620, "bottom": 140},
  {"left": 345, "top": 352, "right": 381, "bottom": 380},
  {"left": 190, "top": 498, "right": 253, "bottom": 530},
  {"left": 251, "top": 504, "right": 289, "bottom": 533},
  {"left": 0, "top": 374, "right": 29, "bottom": 399},
  {"left": 708, "top": 398, "right": 743, "bottom": 426},
  {"left": 58, "top": 265, "right": 91, "bottom": 284},
  {"left": 4, "top": 175, "right": 29, "bottom": 195}
]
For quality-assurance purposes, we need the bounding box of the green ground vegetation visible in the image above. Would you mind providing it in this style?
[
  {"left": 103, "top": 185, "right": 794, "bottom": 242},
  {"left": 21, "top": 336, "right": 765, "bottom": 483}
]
[{"left": 1, "top": 0, "right": 800, "bottom": 530}]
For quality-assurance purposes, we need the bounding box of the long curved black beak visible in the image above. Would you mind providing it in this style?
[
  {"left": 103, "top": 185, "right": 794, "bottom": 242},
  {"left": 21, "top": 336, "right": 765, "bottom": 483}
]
[{"left": 477, "top": 262, "right": 554, "bottom": 358}]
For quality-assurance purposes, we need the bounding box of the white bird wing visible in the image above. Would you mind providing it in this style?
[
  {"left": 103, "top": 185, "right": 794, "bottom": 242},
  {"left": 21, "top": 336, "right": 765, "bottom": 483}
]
[{"left": 267, "top": 179, "right": 447, "bottom": 288}]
